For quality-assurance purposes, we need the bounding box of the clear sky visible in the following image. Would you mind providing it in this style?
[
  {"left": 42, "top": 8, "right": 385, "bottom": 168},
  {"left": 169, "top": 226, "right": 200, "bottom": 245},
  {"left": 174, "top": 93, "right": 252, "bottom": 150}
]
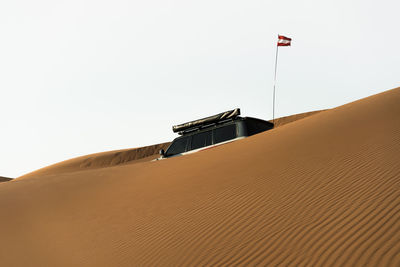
[{"left": 1, "top": 0, "right": 399, "bottom": 178}]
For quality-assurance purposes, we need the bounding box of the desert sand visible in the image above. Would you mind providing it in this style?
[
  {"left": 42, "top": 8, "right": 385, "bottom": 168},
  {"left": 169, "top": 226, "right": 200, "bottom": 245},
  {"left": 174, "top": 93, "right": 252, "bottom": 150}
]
[
  {"left": 18, "top": 142, "right": 171, "bottom": 179},
  {"left": 0, "top": 87, "right": 399, "bottom": 266},
  {"left": 18, "top": 111, "right": 318, "bottom": 180}
]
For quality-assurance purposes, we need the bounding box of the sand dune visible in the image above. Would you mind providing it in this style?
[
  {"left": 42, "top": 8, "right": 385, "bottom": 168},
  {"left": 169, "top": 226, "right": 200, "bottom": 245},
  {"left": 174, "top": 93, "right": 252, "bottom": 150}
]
[
  {"left": 269, "top": 110, "right": 324, "bottom": 127},
  {"left": 18, "top": 142, "right": 171, "bottom": 179},
  {"left": 0, "top": 176, "right": 12, "bottom": 183},
  {"left": 1, "top": 87, "right": 399, "bottom": 266},
  {"left": 19, "top": 111, "right": 321, "bottom": 180}
]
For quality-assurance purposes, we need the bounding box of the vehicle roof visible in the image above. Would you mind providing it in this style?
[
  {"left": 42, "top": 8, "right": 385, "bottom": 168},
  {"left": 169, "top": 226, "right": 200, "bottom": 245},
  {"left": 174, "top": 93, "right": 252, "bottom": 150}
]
[
  {"left": 172, "top": 116, "right": 273, "bottom": 139},
  {"left": 172, "top": 108, "right": 240, "bottom": 134}
]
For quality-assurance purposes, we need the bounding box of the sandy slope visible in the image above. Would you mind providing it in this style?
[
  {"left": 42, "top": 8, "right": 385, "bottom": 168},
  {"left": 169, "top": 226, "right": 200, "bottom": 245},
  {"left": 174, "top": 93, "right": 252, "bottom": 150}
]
[
  {"left": 18, "top": 143, "right": 171, "bottom": 179},
  {"left": 18, "top": 111, "right": 321, "bottom": 179},
  {"left": 1, "top": 88, "right": 399, "bottom": 266},
  {"left": 269, "top": 110, "right": 324, "bottom": 127}
]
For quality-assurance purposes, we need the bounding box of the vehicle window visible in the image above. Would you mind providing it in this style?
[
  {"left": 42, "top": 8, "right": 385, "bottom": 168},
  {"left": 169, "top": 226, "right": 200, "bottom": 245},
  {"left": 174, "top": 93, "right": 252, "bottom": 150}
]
[
  {"left": 191, "top": 130, "right": 212, "bottom": 150},
  {"left": 214, "top": 124, "right": 236, "bottom": 144},
  {"left": 246, "top": 120, "right": 271, "bottom": 136},
  {"left": 166, "top": 137, "right": 189, "bottom": 156}
]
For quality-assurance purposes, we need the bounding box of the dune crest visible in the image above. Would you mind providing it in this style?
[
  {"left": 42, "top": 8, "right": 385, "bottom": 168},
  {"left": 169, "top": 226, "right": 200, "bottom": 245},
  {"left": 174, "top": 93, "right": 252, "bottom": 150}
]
[
  {"left": 18, "top": 142, "right": 170, "bottom": 179},
  {"left": 1, "top": 87, "right": 399, "bottom": 266},
  {"left": 269, "top": 110, "right": 324, "bottom": 127},
  {"left": 19, "top": 110, "right": 322, "bottom": 179}
]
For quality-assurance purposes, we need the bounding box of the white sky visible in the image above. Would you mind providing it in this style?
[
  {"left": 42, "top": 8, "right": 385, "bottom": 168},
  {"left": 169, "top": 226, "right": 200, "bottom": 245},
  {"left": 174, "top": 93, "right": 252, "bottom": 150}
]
[{"left": 1, "top": 0, "right": 399, "bottom": 178}]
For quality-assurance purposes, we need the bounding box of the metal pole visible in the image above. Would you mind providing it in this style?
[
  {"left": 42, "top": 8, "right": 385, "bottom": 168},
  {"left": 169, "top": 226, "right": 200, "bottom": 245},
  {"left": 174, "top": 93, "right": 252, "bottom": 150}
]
[{"left": 273, "top": 42, "right": 279, "bottom": 124}]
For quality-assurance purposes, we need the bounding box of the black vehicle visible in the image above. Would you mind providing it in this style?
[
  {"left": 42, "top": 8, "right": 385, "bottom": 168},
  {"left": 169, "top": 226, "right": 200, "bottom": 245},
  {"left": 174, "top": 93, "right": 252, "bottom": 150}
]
[{"left": 158, "top": 108, "right": 274, "bottom": 159}]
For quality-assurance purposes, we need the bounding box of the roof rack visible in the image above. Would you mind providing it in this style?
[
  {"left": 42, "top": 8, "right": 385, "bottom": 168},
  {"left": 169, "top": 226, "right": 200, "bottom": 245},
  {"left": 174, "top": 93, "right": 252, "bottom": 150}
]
[{"left": 172, "top": 108, "right": 241, "bottom": 135}]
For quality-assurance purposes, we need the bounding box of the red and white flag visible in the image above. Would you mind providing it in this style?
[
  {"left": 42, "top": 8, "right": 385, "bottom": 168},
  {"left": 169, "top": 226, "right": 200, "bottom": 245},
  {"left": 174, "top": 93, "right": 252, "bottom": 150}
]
[{"left": 277, "top": 35, "right": 291, "bottom": 46}]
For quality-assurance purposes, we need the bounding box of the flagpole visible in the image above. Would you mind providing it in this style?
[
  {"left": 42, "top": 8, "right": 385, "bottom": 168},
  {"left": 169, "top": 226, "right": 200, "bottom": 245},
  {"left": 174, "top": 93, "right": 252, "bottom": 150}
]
[{"left": 272, "top": 40, "right": 279, "bottom": 124}]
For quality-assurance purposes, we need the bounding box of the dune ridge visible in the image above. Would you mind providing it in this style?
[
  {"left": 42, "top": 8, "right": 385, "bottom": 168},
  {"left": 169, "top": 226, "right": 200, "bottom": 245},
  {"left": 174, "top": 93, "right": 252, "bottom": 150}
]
[
  {"left": 268, "top": 109, "right": 324, "bottom": 127},
  {"left": 0, "top": 87, "right": 399, "bottom": 266},
  {"left": 18, "top": 142, "right": 170, "bottom": 179},
  {"left": 19, "top": 110, "right": 322, "bottom": 179}
]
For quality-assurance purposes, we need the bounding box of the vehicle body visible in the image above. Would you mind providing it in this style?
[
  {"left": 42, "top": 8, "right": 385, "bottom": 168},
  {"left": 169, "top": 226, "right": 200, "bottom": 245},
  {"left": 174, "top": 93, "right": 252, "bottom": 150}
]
[{"left": 158, "top": 108, "right": 274, "bottom": 159}]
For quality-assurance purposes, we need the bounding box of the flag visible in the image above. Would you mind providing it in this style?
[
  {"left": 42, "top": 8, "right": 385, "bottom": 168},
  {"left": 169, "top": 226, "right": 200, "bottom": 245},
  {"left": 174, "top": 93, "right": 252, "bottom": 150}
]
[{"left": 277, "top": 35, "right": 291, "bottom": 46}]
